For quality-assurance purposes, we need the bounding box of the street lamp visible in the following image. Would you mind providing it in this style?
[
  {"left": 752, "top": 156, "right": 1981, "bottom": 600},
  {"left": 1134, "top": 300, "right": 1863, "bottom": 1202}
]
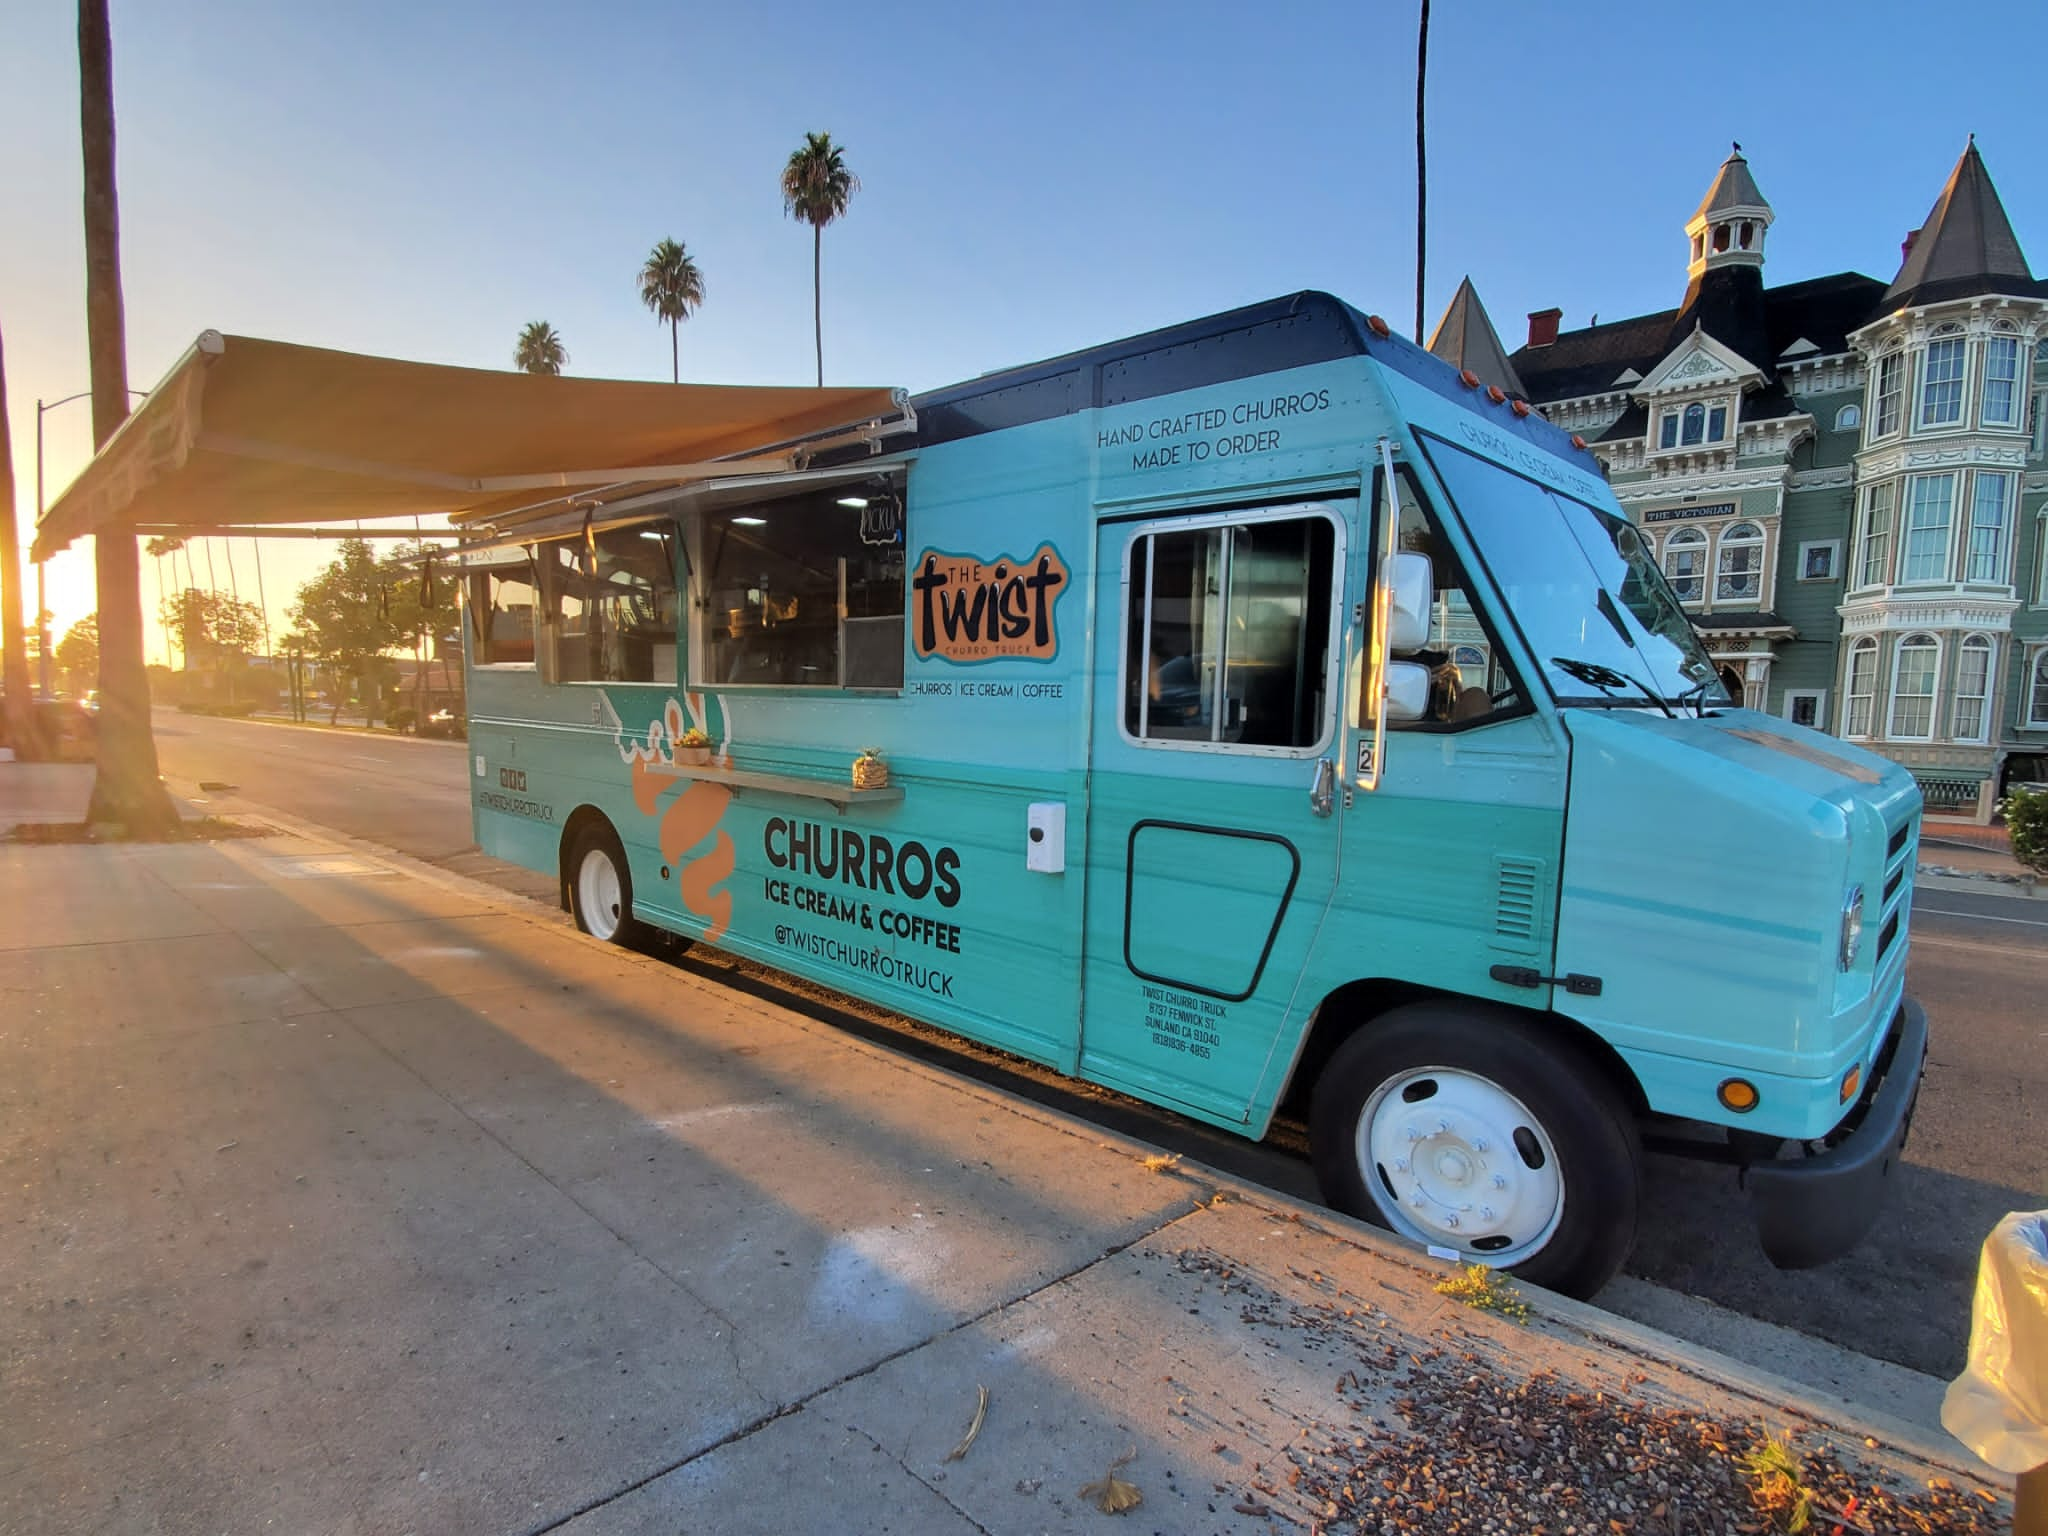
[{"left": 33, "top": 386, "right": 147, "bottom": 694}]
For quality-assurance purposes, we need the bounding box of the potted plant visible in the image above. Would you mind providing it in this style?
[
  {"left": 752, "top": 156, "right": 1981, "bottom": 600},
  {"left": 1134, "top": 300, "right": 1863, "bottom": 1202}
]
[
  {"left": 851, "top": 747, "right": 889, "bottom": 790},
  {"left": 677, "top": 726, "right": 712, "bottom": 767}
]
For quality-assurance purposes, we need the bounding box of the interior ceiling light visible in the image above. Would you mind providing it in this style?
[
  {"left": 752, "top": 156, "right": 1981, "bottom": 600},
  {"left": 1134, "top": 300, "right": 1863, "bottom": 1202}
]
[
  {"left": 835, "top": 496, "right": 869, "bottom": 509},
  {"left": 731, "top": 515, "right": 768, "bottom": 526}
]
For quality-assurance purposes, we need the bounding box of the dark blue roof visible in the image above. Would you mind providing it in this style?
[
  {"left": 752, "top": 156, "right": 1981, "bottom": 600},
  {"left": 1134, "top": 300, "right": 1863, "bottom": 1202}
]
[{"left": 903, "top": 290, "right": 1592, "bottom": 471}]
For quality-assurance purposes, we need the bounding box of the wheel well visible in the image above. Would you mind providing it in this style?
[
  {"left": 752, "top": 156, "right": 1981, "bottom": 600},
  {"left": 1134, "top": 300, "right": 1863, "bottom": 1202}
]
[
  {"left": 1279, "top": 977, "right": 1650, "bottom": 1123},
  {"left": 557, "top": 805, "right": 618, "bottom": 912}
]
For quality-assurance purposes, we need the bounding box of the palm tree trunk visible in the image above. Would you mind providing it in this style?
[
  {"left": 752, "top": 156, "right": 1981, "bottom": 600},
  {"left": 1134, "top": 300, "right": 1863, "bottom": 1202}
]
[
  {"left": 670, "top": 318, "right": 679, "bottom": 384},
  {"left": 79, "top": 0, "right": 177, "bottom": 832},
  {"left": 812, "top": 223, "right": 823, "bottom": 387},
  {"left": 0, "top": 322, "right": 41, "bottom": 759}
]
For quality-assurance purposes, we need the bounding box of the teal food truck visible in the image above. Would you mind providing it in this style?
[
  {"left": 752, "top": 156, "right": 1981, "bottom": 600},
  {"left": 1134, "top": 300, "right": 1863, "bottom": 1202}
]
[{"left": 460, "top": 292, "right": 1926, "bottom": 1297}]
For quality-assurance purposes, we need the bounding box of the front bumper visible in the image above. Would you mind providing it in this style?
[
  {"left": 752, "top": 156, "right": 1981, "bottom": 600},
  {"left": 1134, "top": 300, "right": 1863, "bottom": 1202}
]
[{"left": 1744, "top": 997, "right": 1928, "bottom": 1270}]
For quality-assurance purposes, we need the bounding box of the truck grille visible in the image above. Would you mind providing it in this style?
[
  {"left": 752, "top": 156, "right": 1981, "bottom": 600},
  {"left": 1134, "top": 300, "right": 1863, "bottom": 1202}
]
[{"left": 1877, "top": 809, "right": 1917, "bottom": 965}]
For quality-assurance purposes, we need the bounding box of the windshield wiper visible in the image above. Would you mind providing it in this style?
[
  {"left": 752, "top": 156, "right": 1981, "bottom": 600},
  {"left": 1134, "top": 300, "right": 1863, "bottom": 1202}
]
[
  {"left": 1550, "top": 655, "right": 1674, "bottom": 718},
  {"left": 1673, "top": 674, "right": 1718, "bottom": 718}
]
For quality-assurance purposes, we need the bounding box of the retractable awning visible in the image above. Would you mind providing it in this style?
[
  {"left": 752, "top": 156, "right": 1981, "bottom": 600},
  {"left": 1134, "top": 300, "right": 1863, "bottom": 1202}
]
[{"left": 32, "top": 330, "right": 913, "bottom": 560}]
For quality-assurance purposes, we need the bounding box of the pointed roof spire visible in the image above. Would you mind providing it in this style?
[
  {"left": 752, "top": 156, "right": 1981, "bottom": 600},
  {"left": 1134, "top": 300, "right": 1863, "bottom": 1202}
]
[
  {"left": 1692, "top": 143, "right": 1770, "bottom": 222},
  {"left": 1427, "top": 276, "right": 1527, "bottom": 398},
  {"left": 1882, "top": 139, "right": 2035, "bottom": 307}
]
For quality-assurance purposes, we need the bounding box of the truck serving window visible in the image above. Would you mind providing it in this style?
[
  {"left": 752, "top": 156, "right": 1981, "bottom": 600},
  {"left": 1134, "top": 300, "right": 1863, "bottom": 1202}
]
[
  {"left": 1122, "top": 510, "right": 1336, "bottom": 751},
  {"left": 693, "top": 486, "right": 905, "bottom": 691},
  {"left": 466, "top": 555, "right": 539, "bottom": 668},
  {"left": 542, "top": 526, "right": 680, "bottom": 685}
]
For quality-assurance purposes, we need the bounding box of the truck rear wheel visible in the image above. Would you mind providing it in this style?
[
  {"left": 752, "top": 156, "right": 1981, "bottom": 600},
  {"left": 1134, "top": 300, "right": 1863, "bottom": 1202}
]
[
  {"left": 1309, "top": 1002, "right": 1640, "bottom": 1298},
  {"left": 568, "top": 824, "right": 644, "bottom": 948}
]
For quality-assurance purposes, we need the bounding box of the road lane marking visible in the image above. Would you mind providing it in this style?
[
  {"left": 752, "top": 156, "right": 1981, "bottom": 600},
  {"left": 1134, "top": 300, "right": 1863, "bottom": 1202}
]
[
  {"left": 1913, "top": 904, "right": 2048, "bottom": 928},
  {"left": 1909, "top": 933, "right": 2047, "bottom": 961}
]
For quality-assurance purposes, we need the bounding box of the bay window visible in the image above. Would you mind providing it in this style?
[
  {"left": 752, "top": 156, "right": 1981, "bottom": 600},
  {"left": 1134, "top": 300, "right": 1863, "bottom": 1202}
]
[
  {"left": 1981, "top": 330, "right": 2021, "bottom": 427},
  {"left": 1872, "top": 351, "right": 1903, "bottom": 438},
  {"left": 1887, "top": 633, "right": 1939, "bottom": 739},
  {"left": 1919, "top": 329, "right": 1965, "bottom": 428},
  {"left": 1899, "top": 474, "right": 1956, "bottom": 584},
  {"left": 1950, "top": 634, "right": 1993, "bottom": 742},
  {"left": 1844, "top": 638, "right": 1877, "bottom": 738},
  {"left": 1855, "top": 482, "right": 1893, "bottom": 588},
  {"left": 1965, "top": 471, "right": 2012, "bottom": 584}
]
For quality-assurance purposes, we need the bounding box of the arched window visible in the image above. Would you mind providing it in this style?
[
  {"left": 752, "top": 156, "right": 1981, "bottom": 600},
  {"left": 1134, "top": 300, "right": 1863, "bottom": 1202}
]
[
  {"left": 1951, "top": 634, "right": 1995, "bottom": 742},
  {"left": 1663, "top": 527, "right": 1707, "bottom": 603},
  {"left": 1739, "top": 221, "right": 1755, "bottom": 250},
  {"left": 1691, "top": 232, "right": 1705, "bottom": 263},
  {"left": 1713, "top": 223, "right": 1732, "bottom": 253},
  {"left": 1982, "top": 322, "right": 2021, "bottom": 428},
  {"left": 1920, "top": 324, "right": 1966, "bottom": 427},
  {"left": 1844, "top": 638, "right": 1878, "bottom": 737},
  {"left": 1835, "top": 403, "right": 1861, "bottom": 432},
  {"left": 1888, "top": 633, "right": 1940, "bottom": 739},
  {"left": 1681, "top": 403, "right": 1706, "bottom": 445},
  {"left": 2030, "top": 649, "right": 2048, "bottom": 728},
  {"left": 1872, "top": 350, "right": 1903, "bottom": 437},
  {"left": 1716, "top": 521, "right": 1764, "bottom": 602}
]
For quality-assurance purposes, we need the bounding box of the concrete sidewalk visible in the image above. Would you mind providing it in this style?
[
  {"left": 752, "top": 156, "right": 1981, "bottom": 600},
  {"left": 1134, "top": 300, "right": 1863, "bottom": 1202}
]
[{"left": 0, "top": 803, "right": 2014, "bottom": 1532}]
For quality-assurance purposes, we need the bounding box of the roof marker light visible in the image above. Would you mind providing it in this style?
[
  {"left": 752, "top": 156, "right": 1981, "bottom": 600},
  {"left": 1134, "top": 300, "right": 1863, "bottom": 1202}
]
[
  {"left": 1366, "top": 314, "right": 1392, "bottom": 338},
  {"left": 1459, "top": 369, "right": 1480, "bottom": 389},
  {"left": 1486, "top": 386, "right": 1507, "bottom": 404},
  {"left": 1571, "top": 434, "right": 1589, "bottom": 450},
  {"left": 1510, "top": 399, "right": 1532, "bottom": 418}
]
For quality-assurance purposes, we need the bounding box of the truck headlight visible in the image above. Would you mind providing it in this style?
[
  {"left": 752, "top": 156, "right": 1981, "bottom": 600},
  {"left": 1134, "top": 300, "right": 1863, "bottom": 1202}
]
[{"left": 1838, "top": 886, "right": 1865, "bottom": 971}]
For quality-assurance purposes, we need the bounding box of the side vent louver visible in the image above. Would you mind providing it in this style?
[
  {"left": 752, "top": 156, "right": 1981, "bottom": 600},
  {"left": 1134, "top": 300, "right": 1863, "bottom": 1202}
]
[{"left": 1493, "top": 857, "right": 1541, "bottom": 944}]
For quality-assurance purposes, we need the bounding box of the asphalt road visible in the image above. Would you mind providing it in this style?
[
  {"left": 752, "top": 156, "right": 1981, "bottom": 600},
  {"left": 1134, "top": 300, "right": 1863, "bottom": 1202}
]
[{"left": 151, "top": 707, "right": 2046, "bottom": 1379}]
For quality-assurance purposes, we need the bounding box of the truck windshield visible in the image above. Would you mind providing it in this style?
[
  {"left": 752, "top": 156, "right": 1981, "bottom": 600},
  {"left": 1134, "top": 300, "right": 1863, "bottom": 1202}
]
[{"left": 1423, "top": 438, "right": 1724, "bottom": 708}]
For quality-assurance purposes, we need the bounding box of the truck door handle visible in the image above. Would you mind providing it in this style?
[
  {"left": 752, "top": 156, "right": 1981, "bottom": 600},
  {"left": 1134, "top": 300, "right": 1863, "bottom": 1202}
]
[{"left": 1309, "top": 757, "right": 1335, "bottom": 818}]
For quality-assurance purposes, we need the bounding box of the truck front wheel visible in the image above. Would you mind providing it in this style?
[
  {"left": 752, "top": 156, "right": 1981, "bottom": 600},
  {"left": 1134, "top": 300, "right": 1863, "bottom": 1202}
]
[
  {"left": 1309, "top": 1002, "right": 1640, "bottom": 1298},
  {"left": 568, "top": 824, "right": 645, "bottom": 948}
]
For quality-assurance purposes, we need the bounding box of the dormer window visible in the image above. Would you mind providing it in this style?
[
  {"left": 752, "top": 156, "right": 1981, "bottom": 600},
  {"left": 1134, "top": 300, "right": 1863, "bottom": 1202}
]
[
  {"left": 1659, "top": 412, "right": 1678, "bottom": 449},
  {"left": 1682, "top": 404, "right": 1706, "bottom": 445},
  {"left": 1982, "top": 326, "right": 2020, "bottom": 428},
  {"left": 1919, "top": 326, "right": 1966, "bottom": 428}
]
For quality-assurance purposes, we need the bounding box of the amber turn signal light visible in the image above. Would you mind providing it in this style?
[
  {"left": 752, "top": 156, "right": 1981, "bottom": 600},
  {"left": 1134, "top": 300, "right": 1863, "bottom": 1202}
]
[
  {"left": 1840, "top": 1065, "right": 1862, "bottom": 1105},
  {"left": 1717, "top": 1078, "right": 1759, "bottom": 1113}
]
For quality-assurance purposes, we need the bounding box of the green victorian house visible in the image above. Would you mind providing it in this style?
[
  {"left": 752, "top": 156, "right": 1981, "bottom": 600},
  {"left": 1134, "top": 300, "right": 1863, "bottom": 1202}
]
[{"left": 1431, "top": 141, "right": 2048, "bottom": 817}]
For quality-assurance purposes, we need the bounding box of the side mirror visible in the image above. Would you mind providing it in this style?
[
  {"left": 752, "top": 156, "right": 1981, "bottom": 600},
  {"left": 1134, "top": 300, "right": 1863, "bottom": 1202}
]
[
  {"left": 1383, "top": 552, "right": 1434, "bottom": 653},
  {"left": 1384, "top": 661, "right": 1431, "bottom": 722}
]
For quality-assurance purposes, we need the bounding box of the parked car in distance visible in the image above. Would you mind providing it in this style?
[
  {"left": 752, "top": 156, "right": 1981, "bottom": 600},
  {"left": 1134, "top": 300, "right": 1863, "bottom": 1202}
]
[{"left": 420, "top": 708, "right": 465, "bottom": 739}]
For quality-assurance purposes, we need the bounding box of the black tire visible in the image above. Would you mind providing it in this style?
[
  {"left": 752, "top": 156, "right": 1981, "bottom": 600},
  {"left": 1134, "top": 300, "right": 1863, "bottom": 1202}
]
[
  {"left": 566, "top": 823, "right": 646, "bottom": 948},
  {"left": 1309, "top": 1001, "right": 1641, "bottom": 1298}
]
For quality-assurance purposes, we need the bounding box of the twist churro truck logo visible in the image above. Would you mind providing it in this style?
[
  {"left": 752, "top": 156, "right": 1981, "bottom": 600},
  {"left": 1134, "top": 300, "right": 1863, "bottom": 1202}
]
[
  {"left": 910, "top": 544, "right": 1069, "bottom": 663},
  {"left": 603, "top": 693, "right": 739, "bottom": 942}
]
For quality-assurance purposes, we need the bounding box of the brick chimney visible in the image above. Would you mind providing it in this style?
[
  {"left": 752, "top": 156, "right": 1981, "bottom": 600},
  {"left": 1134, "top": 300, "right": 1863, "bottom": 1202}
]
[{"left": 1526, "top": 308, "right": 1563, "bottom": 348}]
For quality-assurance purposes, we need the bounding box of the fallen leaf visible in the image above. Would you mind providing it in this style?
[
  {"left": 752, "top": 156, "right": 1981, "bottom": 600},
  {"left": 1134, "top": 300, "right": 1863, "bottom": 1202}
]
[{"left": 943, "top": 1384, "right": 988, "bottom": 1463}]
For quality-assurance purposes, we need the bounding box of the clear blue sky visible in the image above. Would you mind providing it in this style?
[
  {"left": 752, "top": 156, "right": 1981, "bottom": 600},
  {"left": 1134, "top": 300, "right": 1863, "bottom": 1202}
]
[{"left": 6, "top": 0, "right": 2045, "bottom": 663}]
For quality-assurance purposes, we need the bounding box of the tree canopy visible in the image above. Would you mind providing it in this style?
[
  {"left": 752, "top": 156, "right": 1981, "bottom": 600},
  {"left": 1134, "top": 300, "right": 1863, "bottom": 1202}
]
[
  {"left": 781, "top": 132, "right": 859, "bottom": 385},
  {"left": 514, "top": 321, "right": 566, "bottom": 375}
]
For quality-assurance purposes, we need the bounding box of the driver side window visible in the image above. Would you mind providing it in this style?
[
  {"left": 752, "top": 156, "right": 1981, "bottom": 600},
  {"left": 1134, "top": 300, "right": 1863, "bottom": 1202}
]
[{"left": 1380, "top": 468, "right": 1523, "bottom": 728}]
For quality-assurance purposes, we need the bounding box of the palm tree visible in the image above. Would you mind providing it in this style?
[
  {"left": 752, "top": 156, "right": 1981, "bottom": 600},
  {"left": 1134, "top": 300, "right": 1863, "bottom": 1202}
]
[
  {"left": 513, "top": 321, "right": 567, "bottom": 376},
  {"left": 637, "top": 239, "right": 704, "bottom": 384},
  {"left": 780, "top": 132, "right": 859, "bottom": 386},
  {"left": 79, "top": 0, "right": 176, "bottom": 832}
]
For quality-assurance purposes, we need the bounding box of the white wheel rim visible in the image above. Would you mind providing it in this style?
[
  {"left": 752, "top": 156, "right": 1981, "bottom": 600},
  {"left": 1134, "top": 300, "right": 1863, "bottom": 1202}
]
[
  {"left": 1359, "top": 1066, "right": 1564, "bottom": 1267},
  {"left": 577, "top": 847, "right": 624, "bottom": 941}
]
